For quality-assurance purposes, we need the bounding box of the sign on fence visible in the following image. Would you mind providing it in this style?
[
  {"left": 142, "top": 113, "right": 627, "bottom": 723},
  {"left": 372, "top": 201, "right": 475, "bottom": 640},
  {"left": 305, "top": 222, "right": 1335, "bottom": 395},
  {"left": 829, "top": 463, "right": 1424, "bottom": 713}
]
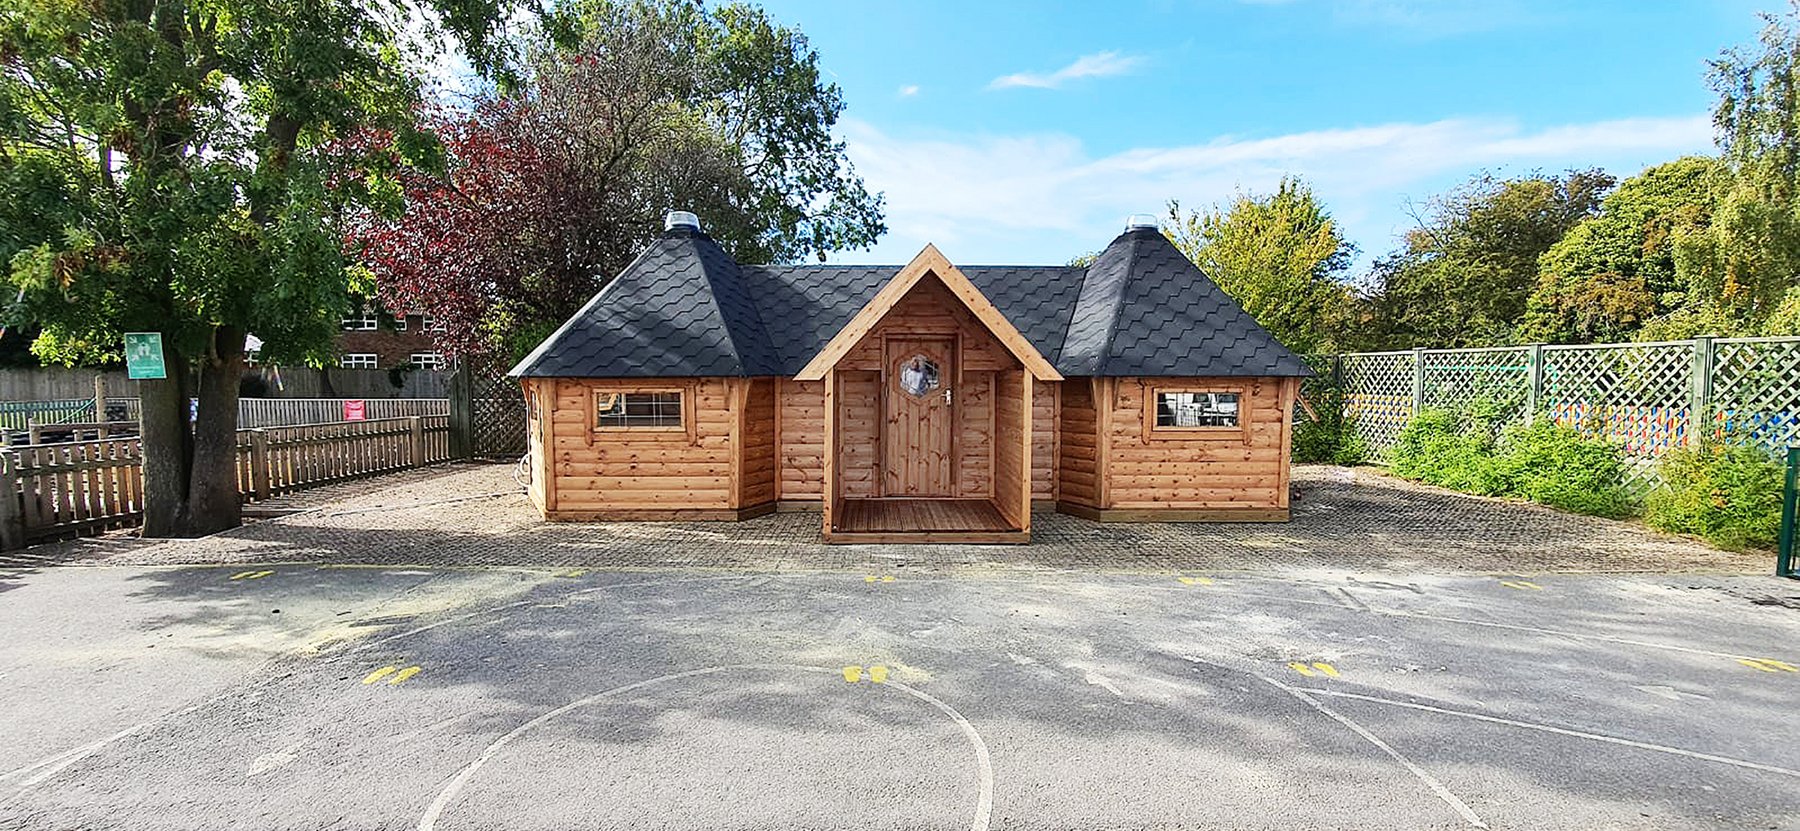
[
  {"left": 342, "top": 399, "right": 366, "bottom": 421},
  {"left": 123, "top": 332, "right": 166, "bottom": 380}
]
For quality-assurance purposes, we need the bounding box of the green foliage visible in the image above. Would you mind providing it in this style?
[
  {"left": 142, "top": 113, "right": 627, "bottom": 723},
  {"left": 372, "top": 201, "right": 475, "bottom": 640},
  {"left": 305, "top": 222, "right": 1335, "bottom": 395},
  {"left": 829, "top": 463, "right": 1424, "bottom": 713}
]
[
  {"left": 1668, "top": 7, "right": 1800, "bottom": 338},
  {"left": 1644, "top": 440, "right": 1787, "bottom": 551},
  {"left": 1521, "top": 157, "right": 1723, "bottom": 344},
  {"left": 1390, "top": 406, "right": 1634, "bottom": 518},
  {"left": 1365, "top": 169, "right": 1615, "bottom": 349},
  {"left": 0, "top": 0, "right": 518, "bottom": 368},
  {"left": 1165, "top": 177, "right": 1357, "bottom": 354},
  {"left": 1291, "top": 371, "right": 1365, "bottom": 465}
]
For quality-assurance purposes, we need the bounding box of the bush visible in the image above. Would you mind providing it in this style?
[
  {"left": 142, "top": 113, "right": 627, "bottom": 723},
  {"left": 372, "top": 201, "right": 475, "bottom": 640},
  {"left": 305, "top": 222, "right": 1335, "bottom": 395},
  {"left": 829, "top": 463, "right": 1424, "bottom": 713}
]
[
  {"left": 1644, "top": 440, "right": 1786, "bottom": 551},
  {"left": 1292, "top": 381, "right": 1366, "bottom": 465},
  {"left": 1390, "top": 405, "right": 1633, "bottom": 518}
]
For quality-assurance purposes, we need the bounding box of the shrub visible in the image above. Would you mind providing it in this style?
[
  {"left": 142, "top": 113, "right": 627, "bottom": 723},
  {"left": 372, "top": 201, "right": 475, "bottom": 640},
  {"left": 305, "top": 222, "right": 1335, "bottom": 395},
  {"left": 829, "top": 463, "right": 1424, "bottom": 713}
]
[
  {"left": 1390, "top": 405, "right": 1633, "bottom": 518},
  {"left": 1644, "top": 440, "right": 1786, "bottom": 551},
  {"left": 1492, "top": 419, "right": 1634, "bottom": 518},
  {"left": 1292, "top": 382, "right": 1366, "bottom": 465}
]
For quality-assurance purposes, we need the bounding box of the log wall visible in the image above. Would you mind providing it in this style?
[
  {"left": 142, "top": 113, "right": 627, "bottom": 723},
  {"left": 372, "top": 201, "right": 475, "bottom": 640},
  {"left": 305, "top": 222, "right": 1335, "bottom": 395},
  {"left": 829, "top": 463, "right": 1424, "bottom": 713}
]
[
  {"left": 540, "top": 377, "right": 777, "bottom": 520},
  {"left": 1056, "top": 376, "right": 1296, "bottom": 518}
]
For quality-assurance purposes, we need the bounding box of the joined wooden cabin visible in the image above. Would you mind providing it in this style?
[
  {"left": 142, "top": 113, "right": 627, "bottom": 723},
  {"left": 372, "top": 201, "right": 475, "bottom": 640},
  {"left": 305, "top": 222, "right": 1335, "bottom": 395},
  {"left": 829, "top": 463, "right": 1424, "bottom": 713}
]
[{"left": 511, "top": 212, "right": 1312, "bottom": 543}]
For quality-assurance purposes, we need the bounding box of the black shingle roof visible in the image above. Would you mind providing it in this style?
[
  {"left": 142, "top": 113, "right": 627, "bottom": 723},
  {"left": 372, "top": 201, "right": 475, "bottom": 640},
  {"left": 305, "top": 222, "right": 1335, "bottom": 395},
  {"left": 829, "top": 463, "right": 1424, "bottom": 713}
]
[{"left": 510, "top": 226, "right": 1311, "bottom": 379}]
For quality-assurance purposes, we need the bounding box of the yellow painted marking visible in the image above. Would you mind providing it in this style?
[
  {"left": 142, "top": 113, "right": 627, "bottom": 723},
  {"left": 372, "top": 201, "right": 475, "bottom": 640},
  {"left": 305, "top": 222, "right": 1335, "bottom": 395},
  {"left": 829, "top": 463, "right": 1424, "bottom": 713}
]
[
  {"left": 388, "top": 666, "right": 423, "bottom": 685},
  {"left": 1313, "top": 662, "right": 1340, "bottom": 678},
  {"left": 842, "top": 665, "right": 863, "bottom": 683},
  {"left": 868, "top": 665, "right": 889, "bottom": 684},
  {"left": 1500, "top": 580, "right": 1543, "bottom": 591},
  {"left": 864, "top": 575, "right": 895, "bottom": 583},
  {"left": 362, "top": 666, "right": 398, "bottom": 685},
  {"left": 1740, "top": 658, "right": 1798, "bottom": 673},
  {"left": 1177, "top": 576, "right": 1214, "bottom": 586},
  {"left": 1288, "top": 662, "right": 1315, "bottom": 677},
  {"left": 556, "top": 569, "right": 588, "bottom": 579},
  {"left": 229, "top": 570, "right": 273, "bottom": 580}
]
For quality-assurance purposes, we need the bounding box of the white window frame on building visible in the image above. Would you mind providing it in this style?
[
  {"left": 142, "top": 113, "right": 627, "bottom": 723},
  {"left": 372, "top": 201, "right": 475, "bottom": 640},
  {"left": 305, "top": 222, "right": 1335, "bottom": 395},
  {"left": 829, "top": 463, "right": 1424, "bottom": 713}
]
[
  {"left": 342, "top": 309, "right": 378, "bottom": 331},
  {"left": 339, "top": 353, "right": 379, "bottom": 369},
  {"left": 410, "top": 352, "right": 445, "bottom": 370}
]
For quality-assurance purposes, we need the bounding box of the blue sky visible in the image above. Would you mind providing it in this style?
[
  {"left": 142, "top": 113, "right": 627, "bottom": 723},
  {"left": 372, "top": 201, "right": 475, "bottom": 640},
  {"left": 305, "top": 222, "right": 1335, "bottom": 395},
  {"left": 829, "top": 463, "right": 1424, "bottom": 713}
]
[{"left": 750, "top": 0, "right": 1771, "bottom": 267}]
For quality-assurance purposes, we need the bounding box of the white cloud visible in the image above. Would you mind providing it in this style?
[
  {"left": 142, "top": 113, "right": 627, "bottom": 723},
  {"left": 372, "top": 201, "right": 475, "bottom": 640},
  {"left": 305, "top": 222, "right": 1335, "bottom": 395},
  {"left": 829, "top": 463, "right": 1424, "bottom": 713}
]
[
  {"left": 987, "top": 51, "right": 1146, "bottom": 90},
  {"left": 898, "top": 84, "right": 921, "bottom": 98},
  {"left": 836, "top": 114, "right": 1713, "bottom": 264}
]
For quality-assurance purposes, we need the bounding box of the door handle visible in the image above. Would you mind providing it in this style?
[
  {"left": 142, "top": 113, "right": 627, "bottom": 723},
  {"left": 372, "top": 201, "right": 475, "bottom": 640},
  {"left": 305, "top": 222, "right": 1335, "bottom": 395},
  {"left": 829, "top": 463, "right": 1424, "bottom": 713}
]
[{"left": 944, "top": 388, "right": 952, "bottom": 405}]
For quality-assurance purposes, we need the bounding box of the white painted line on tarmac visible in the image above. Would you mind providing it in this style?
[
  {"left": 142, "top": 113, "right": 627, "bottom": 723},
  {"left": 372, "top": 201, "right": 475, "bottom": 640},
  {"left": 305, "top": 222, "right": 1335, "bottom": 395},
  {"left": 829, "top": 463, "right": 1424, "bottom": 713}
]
[
  {"left": 416, "top": 663, "right": 994, "bottom": 831},
  {"left": 0, "top": 701, "right": 207, "bottom": 808},
  {"left": 1265, "top": 677, "right": 1487, "bottom": 828},
  {"left": 1183, "top": 655, "right": 1487, "bottom": 829},
  {"left": 1304, "top": 688, "right": 1800, "bottom": 780}
]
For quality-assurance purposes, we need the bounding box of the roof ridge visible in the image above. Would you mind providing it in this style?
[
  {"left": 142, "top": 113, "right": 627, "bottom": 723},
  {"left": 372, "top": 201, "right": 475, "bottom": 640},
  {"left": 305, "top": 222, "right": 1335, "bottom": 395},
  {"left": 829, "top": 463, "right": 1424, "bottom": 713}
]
[
  {"left": 1091, "top": 230, "right": 1148, "bottom": 377},
  {"left": 689, "top": 234, "right": 777, "bottom": 376}
]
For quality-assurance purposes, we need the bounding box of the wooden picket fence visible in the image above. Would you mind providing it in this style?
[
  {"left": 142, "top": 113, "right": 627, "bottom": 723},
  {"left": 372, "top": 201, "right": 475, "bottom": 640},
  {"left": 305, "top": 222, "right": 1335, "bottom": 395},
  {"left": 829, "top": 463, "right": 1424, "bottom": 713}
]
[{"left": 0, "top": 415, "right": 453, "bottom": 551}]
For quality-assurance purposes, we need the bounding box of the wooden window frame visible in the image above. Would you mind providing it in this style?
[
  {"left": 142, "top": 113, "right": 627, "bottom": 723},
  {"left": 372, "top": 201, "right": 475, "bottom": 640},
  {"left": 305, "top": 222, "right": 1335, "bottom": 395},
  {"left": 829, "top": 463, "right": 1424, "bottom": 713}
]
[
  {"left": 591, "top": 385, "right": 695, "bottom": 443},
  {"left": 1143, "top": 384, "right": 1248, "bottom": 443}
]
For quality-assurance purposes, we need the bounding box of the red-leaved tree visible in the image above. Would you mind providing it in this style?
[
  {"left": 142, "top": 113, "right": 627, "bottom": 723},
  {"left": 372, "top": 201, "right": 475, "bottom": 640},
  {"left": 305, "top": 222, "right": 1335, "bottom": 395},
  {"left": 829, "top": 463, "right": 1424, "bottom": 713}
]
[{"left": 347, "top": 0, "right": 885, "bottom": 361}]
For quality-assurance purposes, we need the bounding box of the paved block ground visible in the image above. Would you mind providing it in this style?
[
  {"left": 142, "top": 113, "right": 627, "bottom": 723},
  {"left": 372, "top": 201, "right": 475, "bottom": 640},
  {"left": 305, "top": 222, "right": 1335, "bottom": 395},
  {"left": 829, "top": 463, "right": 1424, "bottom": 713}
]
[{"left": 8, "top": 463, "right": 1769, "bottom": 574}]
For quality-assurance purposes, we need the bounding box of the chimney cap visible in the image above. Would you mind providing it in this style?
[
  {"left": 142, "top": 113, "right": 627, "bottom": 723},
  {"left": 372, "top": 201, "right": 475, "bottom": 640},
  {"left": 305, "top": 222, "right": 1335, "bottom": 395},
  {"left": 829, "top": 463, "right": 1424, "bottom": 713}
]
[
  {"left": 664, "top": 210, "right": 701, "bottom": 232},
  {"left": 1124, "top": 213, "right": 1160, "bottom": 232}
]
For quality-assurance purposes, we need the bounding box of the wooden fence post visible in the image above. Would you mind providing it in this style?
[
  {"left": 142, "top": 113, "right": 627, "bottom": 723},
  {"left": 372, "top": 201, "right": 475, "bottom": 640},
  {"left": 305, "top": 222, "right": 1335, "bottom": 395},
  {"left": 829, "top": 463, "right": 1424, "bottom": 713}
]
[
  {"left": 409, "top": 416, "right": 426, "bottom": 467},
  {"left": 93, "top": 374, "right": 107, "bottom": 422},
  {"left": 448, "top": 362, "right": 472, "bottom": 460},
  {"left": 249, "top": 428, "right": 271, "bottom": 501},
  {"left": 1410, "top": 346, "right": 1427, "bottom": 417},
  {"left": 1526, "top": 343, "right": 1545, "bottom": 420},
  {"left": 1690, "top": 336, "right": 1714, "bottom": 445},
  {"left": 0, "top": 453, "right": 22, "bottom": 552}
]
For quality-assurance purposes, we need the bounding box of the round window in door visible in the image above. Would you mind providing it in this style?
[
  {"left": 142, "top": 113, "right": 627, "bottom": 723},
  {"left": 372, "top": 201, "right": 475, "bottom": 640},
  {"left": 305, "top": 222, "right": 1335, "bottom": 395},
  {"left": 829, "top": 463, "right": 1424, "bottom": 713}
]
[{"left": 898, "top": 355, "right": 941, "bottom": 397}]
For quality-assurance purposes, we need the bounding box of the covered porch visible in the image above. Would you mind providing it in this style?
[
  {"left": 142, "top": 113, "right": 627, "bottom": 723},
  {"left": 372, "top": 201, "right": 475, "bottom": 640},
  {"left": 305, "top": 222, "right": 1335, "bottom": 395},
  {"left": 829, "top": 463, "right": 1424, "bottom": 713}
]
[{"left": 795, "top": 245, "right": 1061, "bottom": 545}]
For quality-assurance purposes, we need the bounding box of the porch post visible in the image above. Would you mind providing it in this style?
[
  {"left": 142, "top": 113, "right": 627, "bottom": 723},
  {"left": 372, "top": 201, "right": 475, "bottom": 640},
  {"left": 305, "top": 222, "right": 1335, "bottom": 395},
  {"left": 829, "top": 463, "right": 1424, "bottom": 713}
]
[{"left": 821, "top": 371, "right": 836, "bottom": 538}]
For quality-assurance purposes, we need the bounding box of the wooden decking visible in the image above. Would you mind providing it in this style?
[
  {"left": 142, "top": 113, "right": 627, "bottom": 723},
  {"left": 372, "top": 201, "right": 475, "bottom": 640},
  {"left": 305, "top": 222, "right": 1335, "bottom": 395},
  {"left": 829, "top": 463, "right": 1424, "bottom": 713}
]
[{"left": 829, "top": 498, "right": 1027, "bottom": 544}]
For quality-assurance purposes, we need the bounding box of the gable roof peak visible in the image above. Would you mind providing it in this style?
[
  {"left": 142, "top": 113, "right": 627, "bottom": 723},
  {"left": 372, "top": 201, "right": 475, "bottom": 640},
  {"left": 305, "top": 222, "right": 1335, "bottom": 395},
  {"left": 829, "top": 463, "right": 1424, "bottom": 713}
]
[{"left": 793, "top": 244, "right": 1062, "bottom": 382}]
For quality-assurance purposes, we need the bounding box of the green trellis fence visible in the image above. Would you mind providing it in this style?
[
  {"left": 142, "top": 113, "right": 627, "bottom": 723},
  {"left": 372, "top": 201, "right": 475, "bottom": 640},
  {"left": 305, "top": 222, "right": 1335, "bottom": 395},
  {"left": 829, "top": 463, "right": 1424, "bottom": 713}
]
[{"left": 1312, "top": 336, "right": 1800, "bottom": 490}]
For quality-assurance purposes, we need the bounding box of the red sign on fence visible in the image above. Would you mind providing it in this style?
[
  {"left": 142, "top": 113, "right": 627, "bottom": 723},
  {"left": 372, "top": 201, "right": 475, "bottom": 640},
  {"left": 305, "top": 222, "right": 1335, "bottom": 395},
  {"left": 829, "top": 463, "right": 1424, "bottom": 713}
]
[{"left": 342, "top": 399, "right": 367, "bottom": 421}]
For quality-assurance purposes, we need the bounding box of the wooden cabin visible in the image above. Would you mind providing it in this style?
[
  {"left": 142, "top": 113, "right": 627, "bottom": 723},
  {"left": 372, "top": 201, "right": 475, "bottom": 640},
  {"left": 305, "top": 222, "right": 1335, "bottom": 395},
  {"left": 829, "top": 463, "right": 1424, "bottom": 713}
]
[{"left": 511, "top": 212, "right": 1312, "bottom": 543}]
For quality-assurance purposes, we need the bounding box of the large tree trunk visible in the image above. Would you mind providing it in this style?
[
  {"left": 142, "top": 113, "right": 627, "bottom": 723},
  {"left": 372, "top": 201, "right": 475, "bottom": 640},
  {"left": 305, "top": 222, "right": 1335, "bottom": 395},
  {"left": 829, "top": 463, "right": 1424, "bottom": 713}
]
[{"left": 139, "top": 327, "right": 246, "bottom": 538}]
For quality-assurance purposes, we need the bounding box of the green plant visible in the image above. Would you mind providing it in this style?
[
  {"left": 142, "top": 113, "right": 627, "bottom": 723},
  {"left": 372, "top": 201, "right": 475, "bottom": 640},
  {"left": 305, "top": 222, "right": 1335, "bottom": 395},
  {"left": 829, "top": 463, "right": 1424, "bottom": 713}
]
[
  {"left": 1390, "top": 405, "right": 1633, "bottom": 518},
  {"left": 1491, "top": 420, "right": 1634, "bottom": 518},
  {"left": 1291, "top": 377, "right": 1366, "bottom": 465},
  {"left": 1645, "top": 440, "right": 1786, "bottom": 551}
]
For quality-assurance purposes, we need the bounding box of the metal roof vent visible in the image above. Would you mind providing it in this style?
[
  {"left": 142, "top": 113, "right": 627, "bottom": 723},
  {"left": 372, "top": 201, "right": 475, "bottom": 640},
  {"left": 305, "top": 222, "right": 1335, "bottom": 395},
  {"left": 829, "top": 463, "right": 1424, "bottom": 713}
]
[
  {"left": 1125, "top": 213, "right": 1160, "bottom": 232},
  {"left": 664, "top": 210, "right": 701, "bottom": 232}
]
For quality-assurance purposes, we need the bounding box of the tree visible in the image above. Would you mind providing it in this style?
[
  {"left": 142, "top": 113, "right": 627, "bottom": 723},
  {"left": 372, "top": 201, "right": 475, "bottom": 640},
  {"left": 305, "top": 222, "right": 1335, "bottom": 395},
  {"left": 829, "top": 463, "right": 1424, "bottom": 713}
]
[
  {"left": 1164, "top": 177, "right": 1356, "bottom": 354},
  {"left": 1520, "top": 157, "right": 1723, "bottom": 343},
  {"left": 349, "top": 0, "right": 885, "bottom": 360},
  {"left": 1365, "top": 169, "right": 1614, "bottom": 348},
  {"left": 1666, "top": 5, "right": 1800, "bottom": 337},
  {"left": 0, "top": 0, "right": 516, "bottom": 536}
]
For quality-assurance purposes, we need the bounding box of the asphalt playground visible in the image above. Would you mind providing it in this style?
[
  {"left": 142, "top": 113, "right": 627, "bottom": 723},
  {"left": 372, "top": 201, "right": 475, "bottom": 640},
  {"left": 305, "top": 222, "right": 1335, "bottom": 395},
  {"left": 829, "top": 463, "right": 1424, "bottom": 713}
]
[{"left": 1, "top": 558, "right": 1798, "bottom": 830}]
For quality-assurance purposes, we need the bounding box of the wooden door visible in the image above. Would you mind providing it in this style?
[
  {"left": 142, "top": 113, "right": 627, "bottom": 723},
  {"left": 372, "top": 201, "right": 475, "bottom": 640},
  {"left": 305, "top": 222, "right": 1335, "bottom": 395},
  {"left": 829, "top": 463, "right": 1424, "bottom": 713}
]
[{"left": 883, "top": 337, "right": 954, "bottom": 496}]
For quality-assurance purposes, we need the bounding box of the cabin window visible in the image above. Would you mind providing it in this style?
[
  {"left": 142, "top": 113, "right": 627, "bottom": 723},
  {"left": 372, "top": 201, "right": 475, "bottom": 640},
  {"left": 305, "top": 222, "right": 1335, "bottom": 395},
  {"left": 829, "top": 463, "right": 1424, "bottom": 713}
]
[
  {"left": 595, "top": 391, "right": 684, "bottom": 429},
  {"left": 1154, "top": 390, "right": 1240, "bottom": 428}
]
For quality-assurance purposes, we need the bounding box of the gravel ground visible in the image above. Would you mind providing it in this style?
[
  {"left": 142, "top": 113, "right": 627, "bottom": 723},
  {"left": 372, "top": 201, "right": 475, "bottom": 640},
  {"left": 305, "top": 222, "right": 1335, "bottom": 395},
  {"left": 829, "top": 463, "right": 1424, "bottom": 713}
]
[{"left": 7, "top": 463, "right": 1767, "bottom": 575}]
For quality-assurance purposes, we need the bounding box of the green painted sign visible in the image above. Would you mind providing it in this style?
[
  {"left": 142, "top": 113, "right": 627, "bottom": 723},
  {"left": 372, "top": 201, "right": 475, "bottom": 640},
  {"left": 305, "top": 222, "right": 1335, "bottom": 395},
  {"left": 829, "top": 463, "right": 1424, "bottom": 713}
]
[{"left": 124, "top": 332, "right": 167, "bottom": 380}]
